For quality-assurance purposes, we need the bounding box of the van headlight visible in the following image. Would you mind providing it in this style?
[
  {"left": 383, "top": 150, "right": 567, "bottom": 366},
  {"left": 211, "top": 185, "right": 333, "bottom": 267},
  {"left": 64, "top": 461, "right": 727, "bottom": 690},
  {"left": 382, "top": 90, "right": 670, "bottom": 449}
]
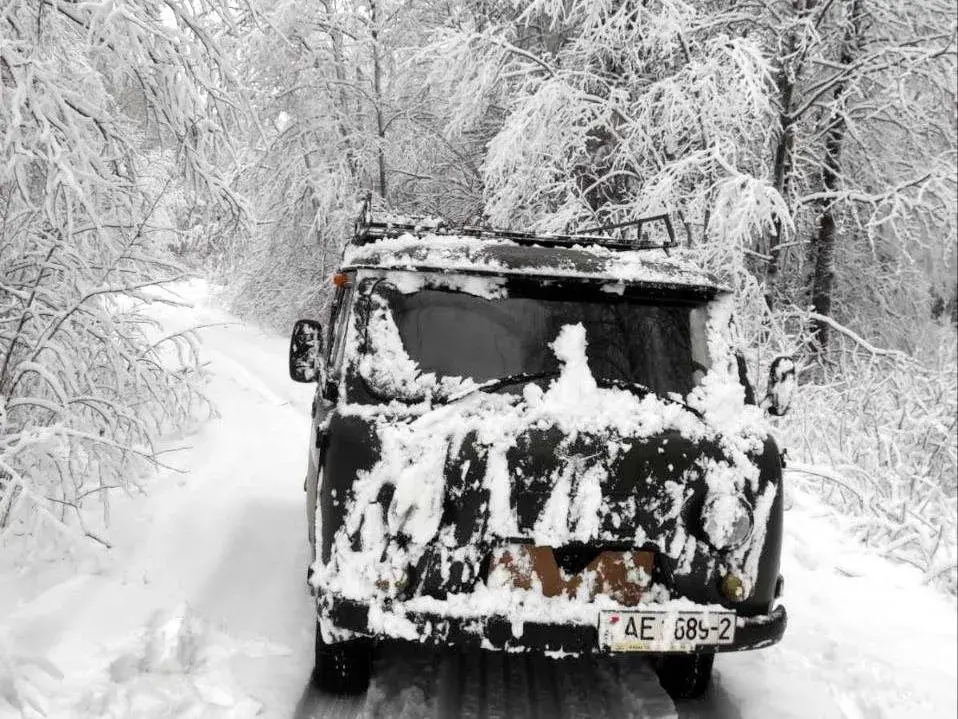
[{"left": 701, "top": 494, "right": 753, "bottom": 550}]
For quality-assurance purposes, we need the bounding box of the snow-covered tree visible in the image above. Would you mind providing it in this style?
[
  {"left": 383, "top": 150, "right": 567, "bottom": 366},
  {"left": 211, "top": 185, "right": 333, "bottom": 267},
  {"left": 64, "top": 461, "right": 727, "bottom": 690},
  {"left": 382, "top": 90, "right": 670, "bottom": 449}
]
[
  {"left": 429, "top": 2, "right": 787, "bottom": 249},
  {"left": 218, "top": 0, "right": 480, "bottom": 328},
  {"left": 0, "top": 1, "right": 242, "bottom": 546},
  {"left": 743, "top": 0, "right": 957, "bottom": 351}
]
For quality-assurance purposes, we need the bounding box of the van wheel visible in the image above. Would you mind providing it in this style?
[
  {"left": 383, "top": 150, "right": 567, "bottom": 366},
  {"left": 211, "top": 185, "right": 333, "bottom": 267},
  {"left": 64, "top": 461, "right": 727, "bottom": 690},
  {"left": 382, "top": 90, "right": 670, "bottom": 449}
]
[
  {"left": 653, "top": 652, "right": 714, "bottom": 700},
  {"left": 313, "top": 622, "right": 372, "bottom": 695}
]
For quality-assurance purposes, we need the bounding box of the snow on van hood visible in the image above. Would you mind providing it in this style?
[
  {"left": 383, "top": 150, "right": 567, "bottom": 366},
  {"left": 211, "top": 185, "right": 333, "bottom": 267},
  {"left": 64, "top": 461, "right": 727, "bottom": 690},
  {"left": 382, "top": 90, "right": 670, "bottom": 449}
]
[{"left": 317, "top": 298, "right": 776, "bottom": 607}]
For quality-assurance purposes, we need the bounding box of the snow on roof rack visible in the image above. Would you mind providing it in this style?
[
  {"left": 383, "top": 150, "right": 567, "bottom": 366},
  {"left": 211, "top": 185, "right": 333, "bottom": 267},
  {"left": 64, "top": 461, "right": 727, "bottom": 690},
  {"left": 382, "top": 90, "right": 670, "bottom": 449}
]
[{"left": 352, "top": 196, "right": 678, "bottom": 252}]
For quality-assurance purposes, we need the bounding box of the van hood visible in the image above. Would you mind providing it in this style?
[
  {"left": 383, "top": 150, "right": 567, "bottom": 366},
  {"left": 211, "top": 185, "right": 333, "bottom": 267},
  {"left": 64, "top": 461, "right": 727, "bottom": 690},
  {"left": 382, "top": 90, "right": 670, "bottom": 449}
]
[{"left": 442, "top": 425, "right": 726, "bottom": 548}]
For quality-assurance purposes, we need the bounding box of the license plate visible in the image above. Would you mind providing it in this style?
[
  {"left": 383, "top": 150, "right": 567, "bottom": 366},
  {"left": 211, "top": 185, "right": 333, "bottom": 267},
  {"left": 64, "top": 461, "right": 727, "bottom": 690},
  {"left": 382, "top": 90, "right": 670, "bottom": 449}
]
[{"left": 598, "top": 609, "right": 736, "bottom": 652}]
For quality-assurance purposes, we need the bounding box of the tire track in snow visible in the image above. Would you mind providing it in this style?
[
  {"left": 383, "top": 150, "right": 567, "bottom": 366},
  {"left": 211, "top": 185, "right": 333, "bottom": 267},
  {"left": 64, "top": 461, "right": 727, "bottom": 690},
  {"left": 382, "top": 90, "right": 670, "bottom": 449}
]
[
  {"left": 298, "top": 645, "right": 679, "bottom": 719},
  {"left": 204, "top": 346, "right": 309, "bottom": 412},
  {"left": 359, "top": 641, "right": 440, "bottom": 718},
  {"left": 292, "top": 680, "right": 364, "bottom": 719},
  {"left": 673, "top": 674, "right": 743, "bottom": 719},
  {"left": 481, "top": 650, "right": 509, "bottom": 719},
  {"left": 598, "top": 656, "right": 678, "bottom": 719}
]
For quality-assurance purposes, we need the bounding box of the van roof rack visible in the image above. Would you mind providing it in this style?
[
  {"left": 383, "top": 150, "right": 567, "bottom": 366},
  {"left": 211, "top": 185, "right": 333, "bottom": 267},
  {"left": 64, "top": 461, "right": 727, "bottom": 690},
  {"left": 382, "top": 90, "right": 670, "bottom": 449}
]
[{"left": 352, "top": 196, "right": 678, "bottom": 251}]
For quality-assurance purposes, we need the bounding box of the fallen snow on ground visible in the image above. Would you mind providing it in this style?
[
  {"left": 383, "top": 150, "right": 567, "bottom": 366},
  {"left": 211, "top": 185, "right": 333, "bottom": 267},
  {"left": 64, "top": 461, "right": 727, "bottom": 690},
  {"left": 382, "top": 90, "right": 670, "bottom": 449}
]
[
  {"left": 0, "top": 281, "right": 316, "bottom": 718},
  {"left": 1, "top": 280, "right": 955, "bottom": 719}
]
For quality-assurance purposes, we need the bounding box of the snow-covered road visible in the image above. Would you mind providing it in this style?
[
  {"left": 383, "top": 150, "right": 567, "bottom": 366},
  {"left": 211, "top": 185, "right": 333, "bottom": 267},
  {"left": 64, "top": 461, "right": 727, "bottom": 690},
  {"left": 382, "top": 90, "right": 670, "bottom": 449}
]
[{"left": 2, "top": 284, "right": 955, "bottom": 719}]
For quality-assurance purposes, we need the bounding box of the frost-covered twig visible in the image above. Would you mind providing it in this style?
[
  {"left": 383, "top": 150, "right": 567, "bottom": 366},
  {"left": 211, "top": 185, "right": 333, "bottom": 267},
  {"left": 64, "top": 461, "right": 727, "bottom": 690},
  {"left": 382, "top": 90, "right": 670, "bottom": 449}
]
[
  {"left": 786, "top": 463, "right": 865, "bottom": 507},
  {"left": 800, "top": 312, "right": 914, "bottom": 363}
]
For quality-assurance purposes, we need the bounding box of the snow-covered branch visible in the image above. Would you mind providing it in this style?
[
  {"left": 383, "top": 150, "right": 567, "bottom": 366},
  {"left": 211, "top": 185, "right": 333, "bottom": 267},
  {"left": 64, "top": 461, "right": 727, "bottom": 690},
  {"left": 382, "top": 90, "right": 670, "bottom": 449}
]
[{"left": 0, "top": 0, "right": 238, "bottom": 549}]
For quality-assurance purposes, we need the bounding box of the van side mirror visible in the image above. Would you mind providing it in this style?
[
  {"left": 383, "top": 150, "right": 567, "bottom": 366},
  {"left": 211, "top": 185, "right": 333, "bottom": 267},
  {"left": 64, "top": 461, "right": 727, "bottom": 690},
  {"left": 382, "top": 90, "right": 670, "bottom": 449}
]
[
  {"left": 289, "top": 319, "right": 325, "bottom": 383},
  {"left": 762, "top": 356, "right": 796, "bottom": 417}
]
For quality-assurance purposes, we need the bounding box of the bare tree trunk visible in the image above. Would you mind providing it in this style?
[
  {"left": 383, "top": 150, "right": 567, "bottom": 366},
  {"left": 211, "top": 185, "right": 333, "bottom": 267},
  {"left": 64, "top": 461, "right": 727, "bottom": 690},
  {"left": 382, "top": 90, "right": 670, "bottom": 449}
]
[
  {"left": 807, "top": 0, "right": 866, "bottom": 353},
  {"left": 370, "top": 0, "right": 388, "bottom": 199},
  {"left": 765, "top": 0, "right": 818, "bottom": 310},
  {"left": 766, "top": 85, "right": 794, "bottom": 309},
  {"left": 324, "top": 4, "right": 360, "bottom": 181},
  {"left": 303, "top": 151, "right": 326, "bottom": 273},
  {"left": 766, "top": 80, "right": 795, "bottom": 308}
]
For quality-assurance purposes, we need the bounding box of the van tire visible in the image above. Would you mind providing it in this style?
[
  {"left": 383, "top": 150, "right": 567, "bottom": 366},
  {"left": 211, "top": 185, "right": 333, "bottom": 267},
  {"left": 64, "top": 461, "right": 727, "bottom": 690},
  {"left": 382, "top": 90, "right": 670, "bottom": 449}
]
[
  {"left": 313, "top": 621, "right": 372, "bottom": 695},
  {"left": 653, "top": 652, "right": 714, "bottom": 700}
]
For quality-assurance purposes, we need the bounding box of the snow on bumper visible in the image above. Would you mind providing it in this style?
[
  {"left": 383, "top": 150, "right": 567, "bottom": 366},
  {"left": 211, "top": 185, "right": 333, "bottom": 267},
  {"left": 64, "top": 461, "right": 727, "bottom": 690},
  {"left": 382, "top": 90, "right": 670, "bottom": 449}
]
[{"left": 318, "top": 592, "right": 787, "bottom": 655}]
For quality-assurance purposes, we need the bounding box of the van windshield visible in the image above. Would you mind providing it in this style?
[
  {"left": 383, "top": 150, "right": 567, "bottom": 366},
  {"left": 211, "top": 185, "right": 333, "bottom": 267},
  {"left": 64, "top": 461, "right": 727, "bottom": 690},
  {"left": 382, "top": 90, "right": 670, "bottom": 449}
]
[{"left": 351, "top": 283, "right": 711, "bottom": 402}]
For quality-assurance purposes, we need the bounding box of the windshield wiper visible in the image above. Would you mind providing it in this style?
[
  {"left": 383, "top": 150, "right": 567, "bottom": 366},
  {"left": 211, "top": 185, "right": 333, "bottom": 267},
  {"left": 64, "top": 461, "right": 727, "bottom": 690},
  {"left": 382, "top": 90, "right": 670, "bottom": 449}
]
[
  {"left": 440, "top": 370, "right": 563, "bottom": 405},
  {"left": 593, "top": 377, "right": 702, "bottom": 417},
  {"left": 441, "top": 372, "right": 698, "bottom": 418},
  {"left": 360, "top": 368, "right": 701, "bottom": 418}
]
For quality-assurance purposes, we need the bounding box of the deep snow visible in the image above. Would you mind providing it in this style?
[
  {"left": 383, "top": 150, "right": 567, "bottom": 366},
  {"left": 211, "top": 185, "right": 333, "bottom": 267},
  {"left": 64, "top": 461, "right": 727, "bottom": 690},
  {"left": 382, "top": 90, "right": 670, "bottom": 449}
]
[{"left": 1, "top": 281, "right": 955, "bottom": 719}]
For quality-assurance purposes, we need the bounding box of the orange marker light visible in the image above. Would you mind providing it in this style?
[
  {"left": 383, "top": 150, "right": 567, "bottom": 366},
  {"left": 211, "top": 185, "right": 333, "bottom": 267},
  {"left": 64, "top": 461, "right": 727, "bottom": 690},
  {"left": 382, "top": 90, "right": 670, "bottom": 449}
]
[{"left": 332, "top": 272, "right": 349, "bottom": 288}]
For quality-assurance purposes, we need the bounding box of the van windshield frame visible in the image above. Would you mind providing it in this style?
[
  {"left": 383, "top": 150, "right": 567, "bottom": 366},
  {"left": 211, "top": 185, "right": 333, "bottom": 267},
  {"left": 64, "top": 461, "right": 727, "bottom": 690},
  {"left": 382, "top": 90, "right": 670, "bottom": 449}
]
[{"left": 345, "top": 276, "right": 712, "bottom": 404}]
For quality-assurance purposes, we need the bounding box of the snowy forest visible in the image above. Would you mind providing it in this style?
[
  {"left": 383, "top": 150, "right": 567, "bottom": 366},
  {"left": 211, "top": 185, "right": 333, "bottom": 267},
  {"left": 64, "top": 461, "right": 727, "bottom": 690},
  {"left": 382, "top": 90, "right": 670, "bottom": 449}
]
[{"left": 0, "top": 0, "right": 956, "bottom": 715}]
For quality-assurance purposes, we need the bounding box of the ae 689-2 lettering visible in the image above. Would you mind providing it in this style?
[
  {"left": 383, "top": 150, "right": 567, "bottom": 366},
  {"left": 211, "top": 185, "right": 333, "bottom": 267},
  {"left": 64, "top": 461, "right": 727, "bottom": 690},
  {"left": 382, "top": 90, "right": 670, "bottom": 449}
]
[{"left": 601, "top": 611, "right": 736, "bottom": 651}]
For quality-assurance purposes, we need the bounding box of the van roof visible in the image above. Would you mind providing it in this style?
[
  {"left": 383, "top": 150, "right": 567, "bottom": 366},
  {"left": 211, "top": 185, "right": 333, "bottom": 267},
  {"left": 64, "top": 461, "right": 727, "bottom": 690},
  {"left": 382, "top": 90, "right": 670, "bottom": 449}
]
[{"left": 341, "top": 233, "right": 728, "bottom": 297}]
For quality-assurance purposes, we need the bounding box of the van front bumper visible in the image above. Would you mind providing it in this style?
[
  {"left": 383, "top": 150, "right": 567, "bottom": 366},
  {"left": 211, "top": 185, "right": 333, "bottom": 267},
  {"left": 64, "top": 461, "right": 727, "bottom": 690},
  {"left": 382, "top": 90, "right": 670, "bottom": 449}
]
[{"left": 319, "top": 593, "right": 787, "bottom": 655}]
